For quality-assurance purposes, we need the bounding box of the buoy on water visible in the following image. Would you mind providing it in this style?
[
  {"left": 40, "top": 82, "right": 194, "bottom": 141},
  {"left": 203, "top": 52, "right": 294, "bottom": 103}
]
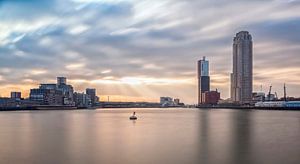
[{"left": 129, "top": 111, "right": 137, "bottom": 120}]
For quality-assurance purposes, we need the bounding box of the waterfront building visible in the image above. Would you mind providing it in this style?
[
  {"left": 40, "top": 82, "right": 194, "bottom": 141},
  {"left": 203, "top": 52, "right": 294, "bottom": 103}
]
[
  {"left": 174, "top": 98, "right": 180, "bottom": 105},
  {"left": 197, "top": 56, "right": 210, "bottom": 105},
  {"left": 74, "top": 92, "right": 92, "bottom": 108},
  {"left": 40, "top": 84, "right": 57, "bottom": 90},
  {"left": 252, "top": 92, "right": 265, "bottom": 102},
  {"left": 231, "top": 31, "right": 253, "bottom": 104},
  {"left": 160, "top": 97, "right": 175, "bottom": 107},
  {"left": 202, "top": 90, "right": 220, "bottom": 105},
  {"left": 57, "top": 77, "right": 67, "bottom": 85},
  {"left": 30, "top": 88, "right": 63, "bottom": 105},
  {"left": 86, "top": 88, "right": 96, "bottom": 106},
  {"left": 29, "top": 77, "right": 74, "bottom": 106},
  {"left": 160, "top": 97, "right": 173, "bottom": 104},
  {"left": 58, "top": 84, "right": 74, "bottom": 106},
  {"left": 57, "top": 77, "right": 74, "bottom": 106},
  {"left": 11, "top": 92, "right": 21, "bottom": 100}
]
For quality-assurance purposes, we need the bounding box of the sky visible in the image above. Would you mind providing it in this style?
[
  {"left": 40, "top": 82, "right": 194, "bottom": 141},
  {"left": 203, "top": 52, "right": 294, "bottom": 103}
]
[{"left": 0, "top": 0, "right": 300, "bottom": 103}]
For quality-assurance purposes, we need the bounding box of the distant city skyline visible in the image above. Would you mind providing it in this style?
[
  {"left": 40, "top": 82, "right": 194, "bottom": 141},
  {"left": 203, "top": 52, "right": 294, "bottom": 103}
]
[{"left": 1, "top": 0, "right": 300, "bottom": 103}]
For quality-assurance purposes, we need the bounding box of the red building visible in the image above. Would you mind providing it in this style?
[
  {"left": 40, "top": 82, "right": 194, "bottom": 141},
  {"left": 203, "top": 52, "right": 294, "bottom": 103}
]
[{"left": 202, "top": 91, "right": 220, "bottom": 105}]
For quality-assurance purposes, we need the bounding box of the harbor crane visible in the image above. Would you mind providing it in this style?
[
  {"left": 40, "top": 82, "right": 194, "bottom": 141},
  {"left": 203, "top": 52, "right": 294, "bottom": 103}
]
[{"left": 267, "top": 85, "right": 272, "bottom": 101}]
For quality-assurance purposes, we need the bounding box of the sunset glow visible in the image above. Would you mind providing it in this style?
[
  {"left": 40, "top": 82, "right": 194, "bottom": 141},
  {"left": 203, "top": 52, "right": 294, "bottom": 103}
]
[{"left": 1, "top": 0, "right": 300, "bottom": 103}]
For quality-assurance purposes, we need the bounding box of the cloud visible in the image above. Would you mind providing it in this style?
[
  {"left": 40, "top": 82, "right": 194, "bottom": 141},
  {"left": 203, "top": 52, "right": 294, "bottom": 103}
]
[{"left": 0, "top": 0, "right": 300, "bottom": 103}]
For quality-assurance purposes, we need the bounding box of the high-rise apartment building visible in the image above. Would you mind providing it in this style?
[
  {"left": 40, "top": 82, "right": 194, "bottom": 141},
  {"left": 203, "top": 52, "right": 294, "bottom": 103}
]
[
  {"left": 197, "top": 56, "right": 210, "bottom": 105},
  {"left": 231, "top": 31, "right": 253, "bottom": 103}
]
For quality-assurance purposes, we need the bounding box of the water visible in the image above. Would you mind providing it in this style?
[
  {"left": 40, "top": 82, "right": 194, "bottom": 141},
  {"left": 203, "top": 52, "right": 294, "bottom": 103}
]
[{"left": 0, "top": 108, "right": 299, "bottom": 164}]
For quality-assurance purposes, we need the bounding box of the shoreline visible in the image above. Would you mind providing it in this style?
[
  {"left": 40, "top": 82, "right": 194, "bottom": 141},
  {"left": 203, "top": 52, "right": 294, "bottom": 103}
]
[
  {"left": 197, "top": 106, "right": 300, "bottom": 111},
  {"left": 0, "top": 106, "right": 300, "bottom": 111}
]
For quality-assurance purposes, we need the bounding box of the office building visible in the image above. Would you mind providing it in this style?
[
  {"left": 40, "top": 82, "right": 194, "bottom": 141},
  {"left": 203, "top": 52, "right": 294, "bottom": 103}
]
[
  {"left": 197, "top": 56, "right": 210, "bottom": 105},
  {"left": 86, "top": 88, "right": 96, "bottom": 106},
  {"left": 231, "top": 31, "right": 253, "bottom": 104}
]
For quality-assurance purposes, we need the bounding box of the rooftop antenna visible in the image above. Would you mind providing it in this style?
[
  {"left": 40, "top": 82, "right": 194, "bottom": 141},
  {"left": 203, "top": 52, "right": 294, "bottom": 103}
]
[{"left": 203, "top": 56, "right": 206, "bottom": 61}]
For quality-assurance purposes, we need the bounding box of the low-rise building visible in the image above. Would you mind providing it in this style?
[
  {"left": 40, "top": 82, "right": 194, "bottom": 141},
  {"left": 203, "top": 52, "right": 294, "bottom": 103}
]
[
  {"left": 174, "top": 98, "right": 180, "bottom": 105},
  {"left": 252, "top": 92, "right": 265, "bottom": 102},
  {"left": 74, "top": 92, "right": 91, "bottom": 108},
  {"left": 202, "top": 91, "right": 220, "bottom": 105},
  {"left": 160, "top": 97, "right": 175, "bottom": 107},
  {"left": 30, "top": 88, "right": 63, "bottom": 105},
  {"left": 11, "top": 92, "right": 21, "bottom": 100}
]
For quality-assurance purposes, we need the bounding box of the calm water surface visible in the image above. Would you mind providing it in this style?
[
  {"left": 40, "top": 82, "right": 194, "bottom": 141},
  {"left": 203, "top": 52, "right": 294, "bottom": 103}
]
[{"left": 0, "top": 108, "right": 299, "bottom": 164}]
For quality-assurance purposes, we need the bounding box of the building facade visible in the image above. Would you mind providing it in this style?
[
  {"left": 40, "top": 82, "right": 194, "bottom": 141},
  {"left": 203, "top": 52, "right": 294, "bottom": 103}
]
[
  {"left": 198, "top": 56, "right": 210, "bottom": 105},
  {"left": 57, "top": 77, "right": 74, "bottom": 106},
  {"left": 30, "top": 88, "right": 63, "bottom": 105},
  {"left": 29, "top": 77, "right": 74, "bottom": 106},
  {"left": 202, "top": 91, "right": 220, "bottom": 105},
  {"left": 11, "top": 92, "right": 21, "bottom": 100},
  {"left": 57, "top": 77, "right": 67, "bottom": 85},
  {"left": 86, "top": 88, "right": 96, "bottom": 106},
  {"left": 231, "top": 31, "right": 253, "bottom": 104},
  {"left": 160, "top": 97, "right": 175, "bottom": 107},
  {"left": 74, "top": 92, "right": 92, "bottom": 108}
]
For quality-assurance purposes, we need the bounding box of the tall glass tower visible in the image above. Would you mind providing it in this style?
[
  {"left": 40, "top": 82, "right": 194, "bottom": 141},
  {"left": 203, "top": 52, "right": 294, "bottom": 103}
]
[
  {"left": 231, "top": 31, "right": 253, "bottom": 103},
  {"left": 198, "top": 56, "right": 210, "bottom": 105}
]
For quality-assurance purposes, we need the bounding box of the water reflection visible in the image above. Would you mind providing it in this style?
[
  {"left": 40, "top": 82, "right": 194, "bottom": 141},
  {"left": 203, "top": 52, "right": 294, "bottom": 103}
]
[{"left": 0, "top": 109, "right": 299, "bottom": 164}]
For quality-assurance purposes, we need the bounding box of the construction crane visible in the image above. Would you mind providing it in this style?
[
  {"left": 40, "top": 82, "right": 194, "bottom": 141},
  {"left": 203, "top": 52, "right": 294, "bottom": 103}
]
[{"left": 267, "top": 85, "right": 272, "bottom": 101}]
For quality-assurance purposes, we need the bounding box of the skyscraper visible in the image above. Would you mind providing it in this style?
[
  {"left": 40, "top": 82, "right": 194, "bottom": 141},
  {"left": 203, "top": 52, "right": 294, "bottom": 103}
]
[
  {"left": 198, "top": 56, "right": 210, "bottom": 105},
  {"left": 231, "top": 31, "right": 253, "bottom": 103}
]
